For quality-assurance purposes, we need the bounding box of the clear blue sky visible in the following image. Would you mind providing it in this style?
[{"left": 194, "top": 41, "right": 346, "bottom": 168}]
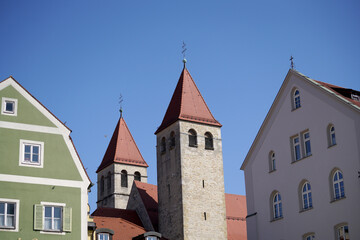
[{"left": 1, "top": 1, "right": 359, "bottom": 211}]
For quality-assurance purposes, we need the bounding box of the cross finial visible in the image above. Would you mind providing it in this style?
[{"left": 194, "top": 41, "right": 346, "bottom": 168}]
[
  {"left": 119, "top": 94, "right": 123, "bottom": 118},
  {"left": 290, "top": 55, "right": 295, "bottom": 69},
  {"left": 182, "top": 41, "right": 187, "bottom": 67}
]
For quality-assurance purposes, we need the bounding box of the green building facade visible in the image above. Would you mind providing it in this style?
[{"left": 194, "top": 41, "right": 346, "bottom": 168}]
[{"left": 0, "top": 77, "right": 91, "bottom": 239}]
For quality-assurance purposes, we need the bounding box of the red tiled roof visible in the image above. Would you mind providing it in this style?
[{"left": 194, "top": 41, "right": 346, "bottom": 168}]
[
  {"left": 97, "top": 117, "right": 148, "bottom": 173},
  {"left": 314, "top": 80, "right": 360, "bottom": 108},
  {"left": 155, "top": 67, "right": 221, "bottom": 134},
  {"left": 134, "top": 181, "right": 159, "bottom": 231},
  {"left": 92, "top": 207, "right": 144, "bottom": 227},
  {"left": 225, "top": 194, "right": 247, "bottom": 240}
]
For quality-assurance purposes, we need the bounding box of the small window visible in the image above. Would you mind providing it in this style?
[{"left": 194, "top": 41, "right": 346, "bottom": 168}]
[
  {"left": 160, "top": 137, "right": 166, "bottom": 154},
  {"left": 205, "top": 132, "right": 214, "bottom": 150},
  {"left": 303, "top": 233, "right": 315, "bottom": 240},
  {"left": 303, "top": 132, "right": 311, "bottom": 157},
  {"left": 107, "top": 172, "right": 111, "bottom": 193},
  {"left": 134, "top": 171, "right": 141, "bottom": 181},
  {"left": 272, "top": 192, "right": 282, "bottom": 220},
  {"left": 188, "top": 129, "right": 197, "bottom": 147},
  {"left": 98, "top": 233, "right": 110, "bottom": 240},
  {"left": 121, "top": 170, "right": 128, "bottom": 188},
  {"left": 269, "top": 151, "right": 276, "bottom": 172},
  {"left": 292, "top": 135, "right": 301, "bottom": 161},
  {"left": 328, "top": 124, "right": 336, "bottom": 147},
  {"left": 292, "top": 89, "right": 301, "bottom": 110},
  {"left": 301, "top": 182, "right": 313, "bottom": 210},
  {"left": 1, "top": 97, "right": 18, "bottom": 116},
  {"left": 19, "top": 140, "right": 44, "bottom": 168},
  {"left": 333, "top": 170, "right": 345, "bottom": 200},
  {"left": 34, "top": 202, "right": 71, "bottom": 233},
  {"left": 100, "top": 176, "right": 105, "bottom": 195},
  {"left": 169, "top": 131, "right": 175, "bottom": 149},
  {"left": 146, "top": 237, "right": 158, "bottom": 240},
  {"left": 0, "top": 199, "right": 19, "bottom": 231},
  {"left": 335, "top": 224, "right": 350, "bottom": 240}
]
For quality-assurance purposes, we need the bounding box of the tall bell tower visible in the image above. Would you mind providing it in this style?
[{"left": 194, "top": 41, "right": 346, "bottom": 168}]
[
  {"left": 97, "top": 114, "right": 148, "bottom": 209},
  {"left": 155, "top": 61, "right": 228, "bottom": 240}
]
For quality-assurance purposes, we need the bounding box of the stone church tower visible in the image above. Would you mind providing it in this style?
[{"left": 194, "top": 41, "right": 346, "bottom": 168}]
[
  {"left": 155, "top": 62, "right": 228, "bottom": 239},
  {"left": 97, "top": 115, "right": 148, "bottom": 209}
]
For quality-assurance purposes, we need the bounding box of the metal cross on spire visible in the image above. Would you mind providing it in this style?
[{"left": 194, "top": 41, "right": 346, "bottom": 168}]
[
  {"left": 290, "top": 55, "right": 295, "bottom": 69},
  {"left": 119, "top": 94, "right": 123, "bottom": 118},
  {"left": 182, "top": 41, "right": 187, "bottom": 66}
]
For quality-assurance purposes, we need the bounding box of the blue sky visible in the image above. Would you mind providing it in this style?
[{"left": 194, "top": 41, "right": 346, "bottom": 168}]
[{"left": 1, "top": 1, "right": 359, "bottom": 211}]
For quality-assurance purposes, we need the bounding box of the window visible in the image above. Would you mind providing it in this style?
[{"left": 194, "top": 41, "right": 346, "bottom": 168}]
[
  {"left": 336, "top": 224, "right": 350, "bottom": 240},
  {"left": 1, "top": 97, "right": 18, "bottom": 116},
  {"left": 34, "top": 202, "right": 71, "bottom": 233},
  {"left": 292, "top": 89, "right": 301, "bottom": 110},
  {"left": 204, "top": 132, "right": 214, "bottom": 150},
  {"left": 169, "top": 131, "right": 175, "bottom": 149},
  {"left": 98, "top": 233, "right": 110, "bottom": 240},
  {"left": 0, "top": 199, "right": 19, "bottom": 231},
  {"left": 272, "top": 192, "right": 283, "bottom": 220},
  {"left": 301, "top": 182, "right": 313, "bottom": 210},
  {"left": 269, "top": 151, "right": 276, "bottom": 172},
  {"left": 100, "top": 176, "right": 105, "bottom": 195},
  {"left": 292, "top": 135, "right": 301, "bottom": 161},
  {"left": 328, "top": 124, "right": 336, "bottom": 147},
  {"left": 134, "top": 171, "right": 141, "bottom": 181},
  {"left": 160, "top": 137, "right": 166, "bottom": 154},
  {"left": 333, "top": 170, "right": 345, "bottom": 200},
  {"left": 146, "top": 237, "right": 158, "bottom": 240},
  {"left": 303, "top": 233, "right": 315, "bottom": 240},
  {"left": 188, "top": 129, "right": 197, "bottom": 147},
  {"left": 19, "top": 140, "right": 44, "bottom": 168},
  {"left": 303, "top": 131, "right": 311, "bottom": 157},
  {"left": 121, "top": 170, "right": 128, "bottom": 188},
  {"left": 107, "top": 172, "right": 111, "bottom": 193},
  {"left": 96, "top": 228, "right": 113, "bottom": 240}
]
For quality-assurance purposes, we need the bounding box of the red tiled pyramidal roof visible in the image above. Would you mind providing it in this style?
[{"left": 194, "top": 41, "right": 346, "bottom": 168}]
[
  {"left": 97, "top": 117, "right": 148, "bottom": 173},
  {"left": 155, "top": 66, "right": 221, "bottom": 134}
]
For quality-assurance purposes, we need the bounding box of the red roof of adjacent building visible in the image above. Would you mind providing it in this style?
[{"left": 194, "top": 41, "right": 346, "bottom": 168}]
[
  {"left": 225, "top": 194, "right": 247, "bottom": 240},
  {"left": 97, "top": 117, "right": 148, "bottom": 173},
  {"left": 155, "top": 66, "right": 221, "bottom": 134}
]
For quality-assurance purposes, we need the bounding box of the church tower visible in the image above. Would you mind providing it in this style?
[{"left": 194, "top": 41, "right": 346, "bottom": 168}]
[
  {"left": 97, "top": 114, "right": 148, "bottom": 209},
  {"left": 155, "top": 62, "right": 228, "bottom": 239}
]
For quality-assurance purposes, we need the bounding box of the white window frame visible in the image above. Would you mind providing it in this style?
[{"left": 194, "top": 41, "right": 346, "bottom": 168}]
[
  {"left": 272, "top": 192, "right": 282, "bottom": 220},
  {"left": 292, "top": 135, "right": 301, "bottom": 161},
  {"left": 19, "top": 139, "right": 44, "bottom": 168},
  {"left": 293, "top": 89, "right": 301, "bottom": 110},
  {"left": 302, "top": 182, "right": 313, "bottom": 210},
  {"left": 0, "top": 198, "right": 20, "bottom": 232},
  {"left": 333, "top": 170, "right": 345, "bottom": 200},
  {"left": 1, "top": 97, "right": 18, "bottom": 116},
  {"left": 303, "top": 233, "right": 315, "bottom": 240},
  {"left": 269, "top": 151, "right": 276, "bottom": 172},
  {"left": 98, "top": 233, "right": 110, "bottom": 240},
  {"left": 335, "top": 224, "right": 349, "bottom": 240},
  {"left": 303, "top": 131, "right": 312, "bottom": 157},
  {"left": 40, "top": 202, "right": 66, "bottom": 235},
  {"left": 329, "top": 125, "right": 336, "bottom": 146}
]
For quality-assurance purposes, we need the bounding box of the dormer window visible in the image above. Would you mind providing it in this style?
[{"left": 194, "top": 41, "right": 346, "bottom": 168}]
[
  {"left": 1, "top": 97, "right": 18, "bottom": 116},
  {"left": 292, "top": 88, "right": 301, "bottom": 110},
  {"left": 351, "top": 93, "right": 359, "bottom": 101}
]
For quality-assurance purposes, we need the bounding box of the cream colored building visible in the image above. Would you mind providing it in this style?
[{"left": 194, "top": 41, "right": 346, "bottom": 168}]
[{"left": 241, "top": 69, "right": 360, "bottom": 240}]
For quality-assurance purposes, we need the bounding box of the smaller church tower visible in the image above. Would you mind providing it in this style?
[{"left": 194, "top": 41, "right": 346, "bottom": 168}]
[{"left": 96, "top": 115, "right": 148, "bottom": 209}]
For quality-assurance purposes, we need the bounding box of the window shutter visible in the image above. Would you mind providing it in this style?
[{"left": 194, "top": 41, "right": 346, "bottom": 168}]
[
  {"left": 33, "top": 204, "right": 43, "bottom": 230},
  {"left": 63, "top": 207, "right": 72, "bottom": 232}
]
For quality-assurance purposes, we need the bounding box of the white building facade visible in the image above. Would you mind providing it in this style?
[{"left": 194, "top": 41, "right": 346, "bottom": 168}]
[{"left": 241, "top": 70, "right": 360, "bottom": 240}]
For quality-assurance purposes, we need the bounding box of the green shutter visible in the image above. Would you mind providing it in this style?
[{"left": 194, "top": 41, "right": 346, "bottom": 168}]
[
  {"left": 63, "top": 207, "right": 72, "bottom": 232},
  {"left": 33, "top": 204, "right": 43, "bottom": 230}
]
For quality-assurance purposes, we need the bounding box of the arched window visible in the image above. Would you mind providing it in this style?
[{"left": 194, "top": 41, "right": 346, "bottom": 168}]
[
  {"left": 335, "top": 223, "right": 349, "bottom": 240},
  {"left": 303, "top": 233, "right": 315, "bottom": 240},
  {"left": 269, "top": 151, "right": 276, "bottom": 172},
  {"left": 292, "top": 88, "right": 301, "bottom": 110},
  {"left": 188, "top": 129, "right": 197, "bottom": 147},
  {"left": 160, "top": 137, "right": 166, "bottom": 153},
  {"left": 121, "top": 170, "right": 128, "bottom": 188},
  {"left": 100, "top": 176, "right": 105, "bottom": 195},
  {"left": 169, "top": 131, "right": 175, "bottom": 149},
  {"left": 204, "top": 132, "right": 214, "bottom": 150},
  {"left": 134, "top": 171, "right": 141, "bottom": 181},
  {"left": 333, "top": 170, "right": 345, "bottom": 200},
  {"left": 107, "top": 172, "right": 111, "bottom": 193},
  {"left": 328, "top": 124, "right": 336, "bottom": 146},
  {"left": 301, "top": 182, "right": 313, "bottom": 210},
  {"left": 272, "top": 191, "right": 283, "bottom": 220}
]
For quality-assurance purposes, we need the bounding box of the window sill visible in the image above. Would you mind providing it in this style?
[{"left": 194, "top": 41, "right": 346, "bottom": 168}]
[
  {"left": 205, "top": 147, "right": 214, "bottom": 150},
  {"left": 270, "top": 216, "right": 283, "bottom": 222},
  {"left": 268, "top": 169, "right": 276, "bottom": 173},
  {"left": 189, "top": 144, "right": 198, "bottom": 148},
  {"left": 169, "top": 146, "right": 175, "bottom": 150},
  {"left": 0, "top": 227, "right": 17, "bottom": 232},
  {"left": 160, "top": 151, "right": 166, "bottom": 155},
  {"left": 291, "top": 107, "right": 301, "bottom": 112},
  {"left": 291, "top": 154, "right": 312, "bottom": 164},
  {"left": 330, "top": 196, "right": 346, "bottom": 203},
  {"left": 328, "top": 143, "right": 337, "bottom": 149},
  {"left": 40, "top": 230, "right": 66, "bottom": 235},
  {"left": 299, "top": 206, "right": 313, "bottom": 213}
]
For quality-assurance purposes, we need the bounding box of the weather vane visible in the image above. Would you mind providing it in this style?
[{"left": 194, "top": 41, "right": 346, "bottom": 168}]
[
  {"left": 119, "top": 94, "right": 123, "bottom": 117},
  {"left": 290, "top": 55, "right": 295, "bottom": 69},
  {"left": 182, "top": 41, "right": 187, "bottom": 65}
]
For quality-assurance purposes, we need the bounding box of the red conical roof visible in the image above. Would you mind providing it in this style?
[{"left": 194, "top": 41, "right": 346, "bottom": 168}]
[
  {"left": 155, "top": 66, "right": 221, "bottom": 134},
  {"left": 97, "top": 117, "right": 148, "bottom": 173}
]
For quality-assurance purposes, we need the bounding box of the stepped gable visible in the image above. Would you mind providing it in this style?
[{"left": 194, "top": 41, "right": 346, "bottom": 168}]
[
  {"left": 155, "top": 66, "right": 221, "bottom": 134},
  {"left": 97, "top": 117, "right": 148, "bottom": 173}
]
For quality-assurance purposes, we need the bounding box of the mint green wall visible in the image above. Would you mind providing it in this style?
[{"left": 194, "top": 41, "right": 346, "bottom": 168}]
[
  {"left": 0, "top": 128, "right": 82, "bottom": 181},
  {"left": 0, "top": 181, "right": 81, "bottom": 239},
  {"left": 0, "top": 85, "right": 56, "bottom": 127}
]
